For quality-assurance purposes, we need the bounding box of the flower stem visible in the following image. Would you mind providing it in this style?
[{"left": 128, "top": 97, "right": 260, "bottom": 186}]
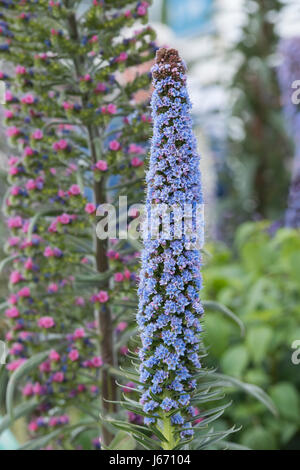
[{"left": 160, "top": 415, "right": 179, "bottom": 450}]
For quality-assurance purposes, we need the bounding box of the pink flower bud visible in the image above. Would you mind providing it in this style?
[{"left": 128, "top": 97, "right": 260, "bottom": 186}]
[
  {"left": 49, "top": 350, "right": 60, "bottom": 362},
  {"left": 38, "top": 316, "right": 55, "bottom": 329},
  {"left": 109, "top": 140, "right": 121, "bottom": 151},
  {"left": 95, "top": 160, "right": 108, "bottom": 171},
  {"left": 97, "top": 290, "right": 109, "bottom": 303},
  {"left": 85, "top": 203, "right": 96, "bottom": 214}
]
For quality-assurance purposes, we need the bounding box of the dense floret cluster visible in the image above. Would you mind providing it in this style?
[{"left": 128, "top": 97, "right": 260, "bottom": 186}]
[{"left": 137, "top": 49, "right": 204, "bottom": 438}]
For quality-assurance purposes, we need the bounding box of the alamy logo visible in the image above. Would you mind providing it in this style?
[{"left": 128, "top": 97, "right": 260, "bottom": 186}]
[
  {"left": 291, "top": 80, "right": 300, "bottom": 105},
  {"left": 95, "top": 196, "right": 205, "bottom": 250},
  {"left": 0, "top": 341, "right": 8, "bottom": 365},
  {"left": 0, "top": 81, "right": 6, "bottom": 104},
  {"left": 291, "top": 340, "right": 300, "bottom": 365}
]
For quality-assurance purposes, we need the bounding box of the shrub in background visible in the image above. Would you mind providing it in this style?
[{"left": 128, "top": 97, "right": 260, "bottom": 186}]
[
  {"left": 220, "top": 0, "right": 293, "bottom": 230},
  {"left": 203, "top": 222, "right": 300, "bottom": 450},
  {"left": 0, "top": 0, "right": 155, "bottom": 449}
]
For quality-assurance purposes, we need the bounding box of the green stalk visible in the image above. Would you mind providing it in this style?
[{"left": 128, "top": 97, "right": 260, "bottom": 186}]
[
  {"left": 160, "top": 416, "right": 179, "bottom": 450},
  {"left": 65, "top": 6, "right": 117, "bottom": 446},
  {"left": 158, "top": 394, "right": 180, "bottom": 450}
]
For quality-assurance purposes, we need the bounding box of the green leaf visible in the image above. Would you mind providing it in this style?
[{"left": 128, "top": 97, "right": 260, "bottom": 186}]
[
  {"left": 212, "top": 373, "right": 277, "bottom": 416},
  {"left": 104, "top": 419, "right": 160, "bottom": 450},
  {"left": 0, "top": 254, "right": 19, "bottom": 274},
  {"left": 0, "top": 367, "right": 9, "bottom": 414},
  {"left": 269, "top": 383, "right": 300, "bottom": 421},
  {"left": 18, "top": 428, "right": 64, "bottom": 450},
  {"left": 107, "top": 366, "right": 144, "bottom": 386},
  {"left": 194, "top": 426, "right": 239, "bottom": 450},
  {"left": 0, "top": 399, "right": 37, "bottom": 435},
  {"left": 288, "top": 252, "right": 300, "bottom": 282},
  {"left": 241, "top": 426, "right": 277, "bottom": 450},
  {"left": 127, "top": 237, "right": 143, "bottom": 252},
  {"left": 6, "top": 349, "right": 61, "bottom": 418},
  {"left": 204, "top": 313, "right": 231, "bottom": 357},
  {"left": 220, "top": 345, "right": 249, "bottom": 378},
  {"left": 246, "top": 326, "right": 272, "bottom": 364},
  {"left": 109, "top": 430, "right": 136, "bottom": 450},
  {"left": 26, "top": 208, "right": 62, "bottom": 240},
  {"left": 0, "top": 301, "right": 9, "bottom": 312},
  {"left": 203, "top": 301, "right": 245, "bottom": 336},
  {"left": 74, "top": 271, "right": 112, "bottom": 286},
  {"left": 217, "top": 440, "right": 251, "bottom": 450}
]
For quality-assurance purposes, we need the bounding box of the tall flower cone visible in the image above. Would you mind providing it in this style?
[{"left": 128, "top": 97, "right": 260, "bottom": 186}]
[{"left": 137, "top": 48, "right": 204, "bottom": 449}]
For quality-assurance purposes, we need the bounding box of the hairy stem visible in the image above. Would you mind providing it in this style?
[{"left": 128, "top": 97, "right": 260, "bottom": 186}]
[
  {"left": 89, "top": 125, "right": 117, "bottom": 446},
  {"left": 66, "top": 8, "right": 117, "bottom": 446},
  {"left": 160, "top": 415, "right": 179, "bottom": 450}
]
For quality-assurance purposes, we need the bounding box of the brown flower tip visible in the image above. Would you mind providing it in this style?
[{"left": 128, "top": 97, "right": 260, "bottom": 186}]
[{"left": 153, "top": 47, "right": 186, "bottom": 81}]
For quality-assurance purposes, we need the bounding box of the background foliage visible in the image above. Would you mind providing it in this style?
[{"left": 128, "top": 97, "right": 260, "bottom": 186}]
[{"left": 203, "top": 222, "right": 300, "bottom": 450}]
